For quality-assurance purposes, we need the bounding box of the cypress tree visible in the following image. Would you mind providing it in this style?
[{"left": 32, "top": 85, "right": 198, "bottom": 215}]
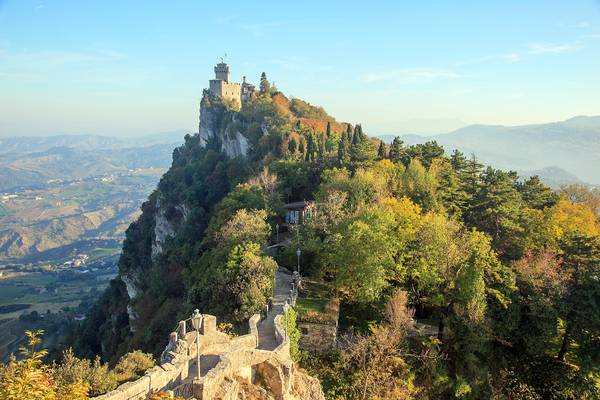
[
  {"left": 338, "top": 131, "right": 349, "bottom": 163},
  {"left": 352, "top": 124, "right": 362, "bottom": 145},
  {"left": 377, "top": 140, "right": 387, "bottom": 160},
  {"left": 346, "top": 124, "right": 354, "bottom": 145},
  {"left": 288, "top": 138, "right": 298, "bottom": 154},
  {"left": 259, "top": 72, "right": 270, "bottom": 94}
]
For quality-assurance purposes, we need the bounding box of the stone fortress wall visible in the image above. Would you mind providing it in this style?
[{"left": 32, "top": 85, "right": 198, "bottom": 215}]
[
  {"left": 208, "top": 79, "right": 241, "bottom": 105},
  {"left": 92, "top": 270, "right": 322, "bottom": 400}
]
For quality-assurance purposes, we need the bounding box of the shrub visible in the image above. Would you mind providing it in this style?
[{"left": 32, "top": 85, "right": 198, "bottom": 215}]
[
  {"left": 52, "top": 349, "right": 116, "bottom": 396},
  {"left": 112, "top": 350, "right": 155, "bottom": 383}
]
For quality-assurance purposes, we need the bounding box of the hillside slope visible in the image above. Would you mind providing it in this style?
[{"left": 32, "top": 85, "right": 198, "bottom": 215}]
[{"left": 73, "top": 90, "right": 344, "bottom": 362}]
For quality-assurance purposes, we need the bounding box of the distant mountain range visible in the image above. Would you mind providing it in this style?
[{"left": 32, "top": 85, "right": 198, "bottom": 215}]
[
  {"left": 0, "top": 131, "right": 187, "bottom": 190},
  {"left": 378, "top": 116, "right": 600, "bottom": 186}
]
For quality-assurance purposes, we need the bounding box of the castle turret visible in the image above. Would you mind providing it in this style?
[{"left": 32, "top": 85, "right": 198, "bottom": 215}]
[{"left": 214, "top": 62, "right": 230, "bottom": 82}]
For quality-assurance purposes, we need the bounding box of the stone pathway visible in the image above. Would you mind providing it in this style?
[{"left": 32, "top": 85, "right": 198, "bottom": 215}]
[
  {"left": 257, "top": 267, "right": 293, "bottom": 350},
  {"left": 187, "top": 354, "right": 221, "bottom": 379}
]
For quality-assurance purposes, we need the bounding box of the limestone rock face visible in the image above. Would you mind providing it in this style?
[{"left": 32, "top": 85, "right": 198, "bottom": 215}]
[
  {"left": 122, "top": 194, "right": 189, "bottom": 326},
  {"left": 208, "top": 360, "right": 325, "bottom": 400},
  {"left": 151, "top": 195, "right": 177, "bottom": 260},
  {"left": 198, "top": 96, "right": 249, "bottom": 158}
]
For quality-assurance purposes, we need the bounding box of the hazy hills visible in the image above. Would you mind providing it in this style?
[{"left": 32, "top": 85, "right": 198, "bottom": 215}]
[
  {"left": 379, "top": 116, "right": 600, "bottom": 186},
  {"left": 0, "top": 131, "right": 186, "bottom": 263},
  {"left": 0, "top": 131, "right": 186, "bottom": 190}
]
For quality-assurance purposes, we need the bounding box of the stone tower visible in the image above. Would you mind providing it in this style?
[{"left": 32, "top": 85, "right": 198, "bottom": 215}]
[
  {"left": 208, "top": 61, "right": 241, "bottom": 106},
  {"left": 214, "top": 61, "right": 230, "bottom": 82}
]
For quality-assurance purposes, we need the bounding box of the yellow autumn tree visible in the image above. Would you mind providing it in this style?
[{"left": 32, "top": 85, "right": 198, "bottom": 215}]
[
  {"left": 547, "top": 197, "right": 600, "bottom": 240},
  {"left": 0, "top": 330, "right": 89, "bottom": 400}
]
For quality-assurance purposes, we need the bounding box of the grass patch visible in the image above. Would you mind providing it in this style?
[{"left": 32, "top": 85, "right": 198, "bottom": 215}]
[
  {"left": 296, "top": 297, "right": 328, "bottom": 315},
  {"left": 0, "top": 203, "right": 9, "bottom": 218},
  {"left": 296, "top": 280, "right": 336, "bottom": 318}
]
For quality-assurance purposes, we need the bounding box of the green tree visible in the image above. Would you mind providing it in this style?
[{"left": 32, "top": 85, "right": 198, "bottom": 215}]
[
  {"left": 352, "top": 124, "right": 365, "bottom": 145},
  {"left": 430, "top": 158, "right": 468, "bottom": 217},
  {"left": 337, "top": 131, "right": 350, "bottom": 164},
  {"left": 450, "top": 149, "right": 468, "bottom": 172},
  {"left": 388, "top": 137, "right": 405, "bottom": 164},
  {"left": 517, "top": 175, "right": 559, "bottom": 210},
  {"left": 259, "top": 72, "right": 270, "bottom": 94},
  {"left": 460, "top": 154, "right": 483, "bottom": 200},
  {"left": 322, "top": 208, "right": 395, "bottom": 302},
  {"left": 556, "top": 234, "right": 600, "bottom": 372},
  {"left": 220, "top": 242, "right": 278, "bottom": 322},
  {"left": 0, "top": 331, "right": 90, "bottom": 400},
  {"left": 377, "top": 140, "right": 387, "bottom": 160},
  {"left": 350, "top": 140, "right": 376, "bottom": 165},
  {"left": 399, "top": 158, "right": 438, "bottom": 211},
  {"left": 287, "top": 137, "right": 297, "bottom": 154},
  {"left": 469, "top": 167, "right": 526, "bottom": 258}
]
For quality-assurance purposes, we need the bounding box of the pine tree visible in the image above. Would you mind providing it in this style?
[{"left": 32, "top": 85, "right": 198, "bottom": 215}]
[
  {"left": 388, "top": 137, "right": 404, "bottom": 163},
  {"left": 450, "top": 149, "right": 468, "bottom": 173},
  {"left": 377, "top": 140, "right": 387, "bottom": 160},
  {"left": 259, "top": 72, "right": 270, "bottom": 94},
  {"left": 469, "top": 167, "right": 525, "bottom": 258},
  {"left": 462, "top": 154, "right": 483, "bottom": 200},
  {"left": 517, "top": 175, "right": 559, "bottom": 209}
]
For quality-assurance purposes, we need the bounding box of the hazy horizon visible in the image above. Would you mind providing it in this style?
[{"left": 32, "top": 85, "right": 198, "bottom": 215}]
[
  {"left": 2, "top": 114, "right": 600, "bottom": 140},
  {"left": 1, "top": 1, "right": 600, "bottom": 137}
]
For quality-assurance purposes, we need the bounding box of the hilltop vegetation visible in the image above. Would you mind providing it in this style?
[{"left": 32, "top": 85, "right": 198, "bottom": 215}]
[
  {"left": 388, "top": 115, "right": 600, "bottom": 185},
  {"left": 66, "top": 83, "right": 600, "bottom": 399}
]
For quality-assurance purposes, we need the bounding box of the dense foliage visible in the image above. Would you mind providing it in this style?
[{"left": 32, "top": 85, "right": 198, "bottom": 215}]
[{"left": 65, "top": 82, "right": 599, "bottom": 399}]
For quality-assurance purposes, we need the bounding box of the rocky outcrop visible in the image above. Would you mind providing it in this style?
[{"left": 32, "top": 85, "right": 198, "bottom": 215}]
[
  {"left": 151, "top": 196, "right": 177, "bottom": 260},
  {"left": 198, "top": 95, "right": 249, "bottom": 158},
  {"left": 208, "top": 363, "right": 323, "bottom": 400}
]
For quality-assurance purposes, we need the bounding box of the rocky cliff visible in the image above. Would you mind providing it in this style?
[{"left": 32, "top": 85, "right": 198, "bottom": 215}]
[
  {"left": 198, "top": 93, "right": 249, "bottom": 158},
  {"left": 73, "top": 90, "right": 276, "bottom": 361},
  {"left": 74, "top": 89, "right": 339, "bottom": 397}
]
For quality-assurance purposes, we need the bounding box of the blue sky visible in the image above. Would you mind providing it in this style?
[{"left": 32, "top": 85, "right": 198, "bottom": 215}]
[{"left": 1, "top": 0, "right": 599, "bottom": 137}]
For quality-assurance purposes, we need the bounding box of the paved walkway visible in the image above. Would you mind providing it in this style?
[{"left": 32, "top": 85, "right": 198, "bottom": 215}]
[
  {"left": 187, "top": 354, "right": 221, "bottom": 379},
  {"left": 257, "top": 267, "right": 293, "bottom": 350}
]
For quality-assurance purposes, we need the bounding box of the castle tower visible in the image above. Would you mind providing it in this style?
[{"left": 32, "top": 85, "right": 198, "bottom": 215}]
[
  {"left": 214, "top": 62, "right": 230, "bottom": 82},
  {"left": 208, "top": 60, "right": 242, "bottom": 107}
]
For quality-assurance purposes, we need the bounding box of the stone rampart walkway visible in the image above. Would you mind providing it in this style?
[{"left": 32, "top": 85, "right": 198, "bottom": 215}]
[{"left": 257, "top": 267, "right": 293, "bottom": 350}]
